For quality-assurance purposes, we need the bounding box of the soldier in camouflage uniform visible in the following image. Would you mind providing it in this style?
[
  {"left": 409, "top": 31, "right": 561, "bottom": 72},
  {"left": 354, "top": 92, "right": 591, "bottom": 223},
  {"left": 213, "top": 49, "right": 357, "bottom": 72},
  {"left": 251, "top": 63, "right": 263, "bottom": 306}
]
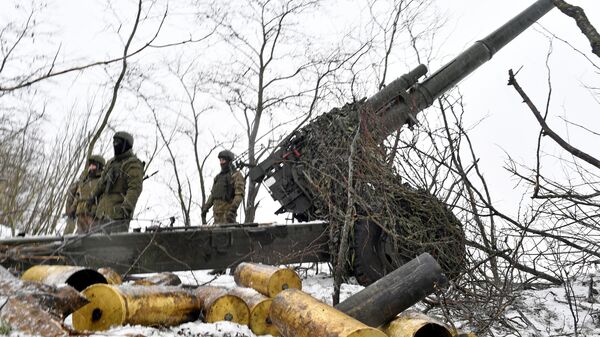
[
  {"left": 67, "top": 155, "right": 105, "bottom": 234},
  {"left": 91, "top": 131, "right": 144, "bottom": 233},
  {"left": 202, "top": 150, "right": 245, "bottom": 224}
]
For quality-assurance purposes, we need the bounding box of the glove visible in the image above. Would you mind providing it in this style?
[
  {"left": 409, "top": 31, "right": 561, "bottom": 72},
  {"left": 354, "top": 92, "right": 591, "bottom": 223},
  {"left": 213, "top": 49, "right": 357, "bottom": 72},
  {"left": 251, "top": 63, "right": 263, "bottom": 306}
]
[
  {"left": 201, "top": 209, "right": 208, "bottom": 225},
  {"left": 121, "top": 206, "right": 132, "bottom": 219},
  {"left": 227, "top": 209, "right": 237, "bottom": 222}
]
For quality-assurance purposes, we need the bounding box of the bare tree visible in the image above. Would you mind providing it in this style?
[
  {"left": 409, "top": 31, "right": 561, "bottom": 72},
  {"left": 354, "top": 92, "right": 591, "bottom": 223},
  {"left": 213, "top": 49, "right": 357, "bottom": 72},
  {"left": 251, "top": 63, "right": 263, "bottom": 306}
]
[
  {"left": 416, "top": 2, "right": 600, "bottom": 334},
  {"left": 203, "top": 0, "right": 367, "bottom": 223},
  {"left": 0, "top": 0, "right": 184, "bottom": 234}
]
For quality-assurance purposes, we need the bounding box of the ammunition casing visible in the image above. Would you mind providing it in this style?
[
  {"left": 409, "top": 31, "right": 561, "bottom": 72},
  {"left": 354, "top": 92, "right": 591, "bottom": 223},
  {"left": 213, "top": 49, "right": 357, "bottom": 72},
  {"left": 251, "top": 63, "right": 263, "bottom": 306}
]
[
  {"left": 229, "top": 287, "right": 279, "bottom": 336},
  {"left": 96, "top": 267, "right": 122, "bottom": 285},
  {"left": 72, "top": 284, "right": 200, "bottom": 331},
  {"left": 21, "top": 265, "right": 107, "bottom": 291},
  {"left": 336, "top": 253, "right": 447, "bottom": 327},
  {"left": 132, "top": 272, "right": 181, "bottom": 286},
  {"left": 453, "top": 332, "right": 478, "bottom": 337},
  {"left": 195, "top": 286, "right": 250, "bottom": 324},
  {"left": 234, "top": 262, "right": 301, "bottom": 297},
  {"left": 382, "top": 311, "right": 452, "bottom": 337},
  {"left": 271, "top": 289, "right": 387, "bottom": 337}
]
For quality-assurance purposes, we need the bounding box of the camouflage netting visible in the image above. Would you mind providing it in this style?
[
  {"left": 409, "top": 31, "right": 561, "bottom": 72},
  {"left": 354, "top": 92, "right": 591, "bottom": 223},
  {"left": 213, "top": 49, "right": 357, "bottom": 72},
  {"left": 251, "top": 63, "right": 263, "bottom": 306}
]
[{"left": 291, "top": 101, "right": 466, "bottom": 278}]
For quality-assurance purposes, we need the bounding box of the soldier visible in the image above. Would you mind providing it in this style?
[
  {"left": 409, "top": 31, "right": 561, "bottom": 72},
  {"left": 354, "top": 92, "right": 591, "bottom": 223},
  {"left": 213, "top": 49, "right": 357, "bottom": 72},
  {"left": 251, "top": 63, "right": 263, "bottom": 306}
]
[
  {"left": 91, "top": 131, "right": 144, "bottom": 233},
  {"left": 202, "top": 150, "right": 245, "bottom": 224},
  {"left": 69, "top": 155, "right": 105, "bottom": 234}
]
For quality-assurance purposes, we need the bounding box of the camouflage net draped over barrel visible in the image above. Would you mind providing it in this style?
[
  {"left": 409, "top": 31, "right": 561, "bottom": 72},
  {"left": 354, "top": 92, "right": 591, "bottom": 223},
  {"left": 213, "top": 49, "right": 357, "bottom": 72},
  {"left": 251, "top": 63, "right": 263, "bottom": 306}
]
[{"left": 291, "top": 101, "right": 466, "bottom": 278}]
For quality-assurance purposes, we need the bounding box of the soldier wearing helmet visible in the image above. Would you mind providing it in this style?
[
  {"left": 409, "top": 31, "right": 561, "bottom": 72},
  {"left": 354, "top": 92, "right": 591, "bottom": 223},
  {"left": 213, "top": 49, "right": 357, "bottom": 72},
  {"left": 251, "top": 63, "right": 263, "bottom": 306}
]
[
  {"left": 202, "top": 150, "right": 245, "bottom": 224},
  {"left": 91, "top": 131, "right": 144, "bottom": 233},
  {"left": 65, "top": 155, "right": 105, "bottom": 234}
]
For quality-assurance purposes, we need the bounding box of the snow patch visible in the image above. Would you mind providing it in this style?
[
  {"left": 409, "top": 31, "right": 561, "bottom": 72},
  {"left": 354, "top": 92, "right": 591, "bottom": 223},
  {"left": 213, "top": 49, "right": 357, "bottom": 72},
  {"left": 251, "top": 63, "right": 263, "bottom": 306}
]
[{"left": 6, "top": 268, "right": 600, "bottom": 336}]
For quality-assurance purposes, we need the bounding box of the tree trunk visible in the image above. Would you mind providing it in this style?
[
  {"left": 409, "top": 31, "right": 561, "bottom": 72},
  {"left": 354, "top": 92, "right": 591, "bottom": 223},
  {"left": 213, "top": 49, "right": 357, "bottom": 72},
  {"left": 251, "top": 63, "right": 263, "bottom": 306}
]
[{"left": 244, "top": 180, "right": 259, "bottom": 223}]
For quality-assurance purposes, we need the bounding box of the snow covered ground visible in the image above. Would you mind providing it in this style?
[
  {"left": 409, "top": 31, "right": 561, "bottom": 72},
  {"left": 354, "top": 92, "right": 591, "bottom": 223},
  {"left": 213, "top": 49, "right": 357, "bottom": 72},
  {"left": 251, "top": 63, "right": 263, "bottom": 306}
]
[
  {"left": 0, "top": 225, "right": 12, "bottom": 239},
  {"left": 504, "top": 278, "right": 600, "bottom": 336},
  {"left": 59, "top": 266, "right": 366, "bottom": 337},
  {"left": 6, "top": 265, "right": 600, "bottom": 336}
]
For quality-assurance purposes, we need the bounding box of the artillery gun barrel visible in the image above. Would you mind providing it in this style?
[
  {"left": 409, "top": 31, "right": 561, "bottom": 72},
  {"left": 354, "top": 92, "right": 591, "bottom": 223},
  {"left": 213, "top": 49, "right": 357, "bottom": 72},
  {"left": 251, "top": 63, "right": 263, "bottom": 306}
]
[
  {"left": 376, "top": 0, "right": 555, "bottom": 139},
  {"left": 364, "top": 64, "right": 428, "bottom": 113},
  {"left": 250, "top": 1, "right": 555, "bottom": 184},
  {"left": 243, "top": 0, "right": 557, "bottom": 287}
]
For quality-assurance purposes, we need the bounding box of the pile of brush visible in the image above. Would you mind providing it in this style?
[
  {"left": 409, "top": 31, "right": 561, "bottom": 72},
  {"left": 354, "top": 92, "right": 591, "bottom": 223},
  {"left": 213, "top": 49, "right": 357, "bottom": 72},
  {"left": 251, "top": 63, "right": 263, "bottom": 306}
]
[{"left": 290, "top": 101, "right": 466, "bottom": 280}]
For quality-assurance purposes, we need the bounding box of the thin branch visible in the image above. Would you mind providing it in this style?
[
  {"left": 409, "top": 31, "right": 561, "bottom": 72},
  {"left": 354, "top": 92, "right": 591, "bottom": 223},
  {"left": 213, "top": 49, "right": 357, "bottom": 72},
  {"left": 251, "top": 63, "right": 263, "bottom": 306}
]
[
  {"left": 552, "top": 0, "right": 600, "bottom": 57},
  {"left": 86, "top": 0, "right": 144, "bottom": 158},
  {"left": 507, "top": 69, "right": 600, "bottom": 170}
]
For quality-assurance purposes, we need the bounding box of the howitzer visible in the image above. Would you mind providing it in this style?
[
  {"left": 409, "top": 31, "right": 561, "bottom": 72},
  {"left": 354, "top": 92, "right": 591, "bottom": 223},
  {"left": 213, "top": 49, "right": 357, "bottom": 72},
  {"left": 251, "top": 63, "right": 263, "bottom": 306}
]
[
  {"left": 250, "top": 0, "right": 556, "bottom": 284},
  {"left": 1, "top": 1, "right": 555, "bottom": 287}
]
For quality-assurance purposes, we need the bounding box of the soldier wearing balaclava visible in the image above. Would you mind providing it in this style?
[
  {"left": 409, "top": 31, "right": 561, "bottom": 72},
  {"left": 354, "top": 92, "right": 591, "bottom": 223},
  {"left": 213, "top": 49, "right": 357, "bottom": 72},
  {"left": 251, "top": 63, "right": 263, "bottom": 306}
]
[{"left": 91, "top": 131, "right": 144, "bottom": 233}]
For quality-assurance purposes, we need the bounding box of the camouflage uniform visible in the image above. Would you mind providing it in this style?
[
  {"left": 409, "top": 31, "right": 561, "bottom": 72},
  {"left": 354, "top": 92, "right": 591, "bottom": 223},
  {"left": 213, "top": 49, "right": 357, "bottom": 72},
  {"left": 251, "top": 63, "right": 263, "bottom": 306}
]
[
  {"left": 202, "top": 150, "right": 245, "bottom": 224},
  {"left": 92, "top": 132, "right": 144, "bottom": 233},
  {"left": 70, "top": 155, "right": 105, "bottom": 234}
]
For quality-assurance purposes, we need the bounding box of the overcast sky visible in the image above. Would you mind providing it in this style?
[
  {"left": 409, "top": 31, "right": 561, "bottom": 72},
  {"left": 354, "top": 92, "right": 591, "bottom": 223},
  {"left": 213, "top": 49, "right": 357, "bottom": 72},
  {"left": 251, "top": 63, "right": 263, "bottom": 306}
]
[{"left": 434, "top": 0, "right": 599, "bottom": 210}]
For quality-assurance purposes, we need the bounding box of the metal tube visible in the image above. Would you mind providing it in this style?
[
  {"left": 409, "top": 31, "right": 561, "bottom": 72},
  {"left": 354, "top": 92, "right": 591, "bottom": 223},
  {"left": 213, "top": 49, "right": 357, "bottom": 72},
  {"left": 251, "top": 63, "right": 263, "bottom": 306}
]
[
  {"left": 72, "top": 284, "right": 200, "bottom": 331},
  {"left": 21, "top": 265, "right": 108, "bottom": 291},
  {"left": 234, "top": 262, "right": 302, "bottom": 297},
  {"left": 378, "top": 0, "right": 555, "bottom": 138},
  {"left": 132, "top": 272, "right": 181, "bottom": 286},
  {"left": 96, "top": 267, "right": 122, "bottom": 285},
  {"left": 229, "top": 287, "right": 279, "bottom": 336},
  {"left": 335, "top": 253, "right": 447, "bottom": 328},
  {"left": 382, "top": 311, "right": 452, "bottom": 337},
  {"left": 365, "top": 64, "right": 428, "bottom": 112},
  {"left": 271, "top": 289, "right": 388, "bottom": 337},
  {"left": 195, "top": 286, "right": 250, "bottom": 324}
]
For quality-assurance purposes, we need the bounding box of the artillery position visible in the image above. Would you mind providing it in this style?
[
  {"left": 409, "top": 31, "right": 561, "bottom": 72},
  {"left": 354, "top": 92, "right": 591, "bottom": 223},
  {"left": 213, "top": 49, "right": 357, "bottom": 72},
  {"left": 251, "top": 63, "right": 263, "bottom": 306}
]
[
  {"left": 249, "top": 0, "right": 556, "bottom": 285},
  {"left": 0, "top": 0, "right": 557, "bottom": 288}
]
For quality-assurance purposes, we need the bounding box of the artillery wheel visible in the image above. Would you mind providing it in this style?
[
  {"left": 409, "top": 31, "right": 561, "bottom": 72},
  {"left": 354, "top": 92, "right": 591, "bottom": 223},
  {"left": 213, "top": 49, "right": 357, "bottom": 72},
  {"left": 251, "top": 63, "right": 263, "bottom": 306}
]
[
  {"left": 352, "top": 220, "right": 411, "bottom": 286},
  {"left": 352, "top": 191, "right": 466, "bottom": 287}
]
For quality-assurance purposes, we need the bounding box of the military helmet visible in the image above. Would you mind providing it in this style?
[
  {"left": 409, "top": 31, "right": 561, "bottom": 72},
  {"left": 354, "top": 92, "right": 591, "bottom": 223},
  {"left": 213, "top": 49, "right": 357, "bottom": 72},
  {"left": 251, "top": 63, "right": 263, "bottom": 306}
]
[
  {"left": 218, "top": 150, "right": 235, "bottom": 162},
  {"left": 113, "top": 131, "right": 134, "bottom": 148},
  {"left": 88, "top": 155, "right": 106, "bottom": 169}
]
